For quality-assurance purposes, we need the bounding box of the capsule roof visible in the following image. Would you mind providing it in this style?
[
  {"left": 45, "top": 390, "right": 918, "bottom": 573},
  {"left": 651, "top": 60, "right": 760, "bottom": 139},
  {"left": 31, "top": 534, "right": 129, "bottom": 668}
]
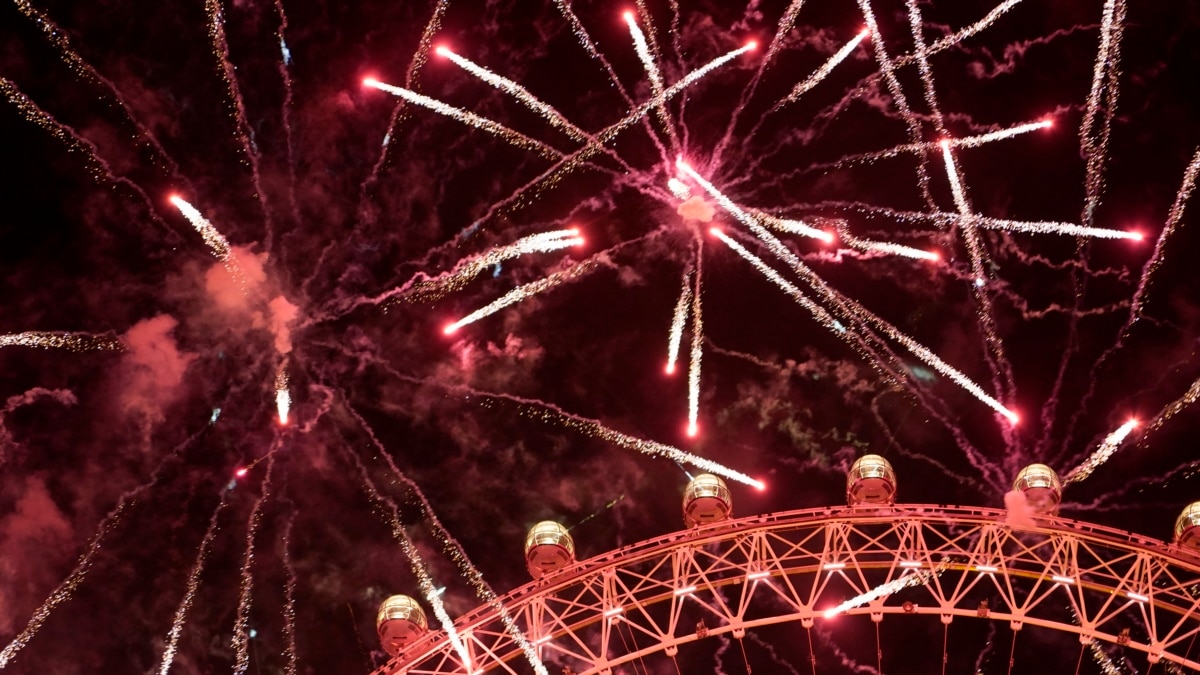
[{"left": 1174, "top": 502, "right": 1200, "bottom": 550}]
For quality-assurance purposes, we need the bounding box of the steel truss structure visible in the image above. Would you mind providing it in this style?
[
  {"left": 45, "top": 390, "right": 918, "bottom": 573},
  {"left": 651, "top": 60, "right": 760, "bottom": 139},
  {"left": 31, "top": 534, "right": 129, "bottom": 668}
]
[{"left": 372, "top": 505, "right": 1200, "bottom": 674}]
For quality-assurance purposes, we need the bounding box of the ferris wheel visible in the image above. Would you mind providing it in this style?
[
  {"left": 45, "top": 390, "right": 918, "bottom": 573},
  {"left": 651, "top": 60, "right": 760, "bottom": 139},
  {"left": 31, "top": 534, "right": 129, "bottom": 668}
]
[{"left": 372, "top": 457, "right": 1200, "bottom": 675}]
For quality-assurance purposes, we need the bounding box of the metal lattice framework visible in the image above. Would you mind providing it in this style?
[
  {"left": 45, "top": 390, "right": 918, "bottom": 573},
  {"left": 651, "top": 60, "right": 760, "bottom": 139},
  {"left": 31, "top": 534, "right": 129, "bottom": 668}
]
[{"left": 373, "top": 505, "right": 1200, "bottom": 674}]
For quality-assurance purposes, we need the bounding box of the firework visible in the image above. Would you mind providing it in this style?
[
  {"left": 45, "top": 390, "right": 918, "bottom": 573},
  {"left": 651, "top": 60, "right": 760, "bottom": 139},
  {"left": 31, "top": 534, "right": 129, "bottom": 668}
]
[
  {"left": 1065, "top": 419, "right": 1139, "bottom": 484},
  {"left": 231, "top": 456, "right": 277, "bottom": 675},
  {"left": 168, "top": 195, "right": 250, "bottom": 290},
  {"left": 435, "top": 47, "right": 591, "bottom": 145},
  {"left": 754, "top": 211, "right": 835, "bottom": 243},
  {"left": 0, "top": 332, "right": 123, "bottom": 352},
  {"left": 665, "top": 269, "right": 692, "bottom": 375},
  {"left": 443, "top": 259, "right": 599, "bottom": 334},
  {"left": 680, "top": 161, "right": 1017, "bottom": 423},
  {"left": 158, "top": 492, "right": 229, "bottom": 675},
  {"left": 823, "top": 569, "right": 934, "bottom": 618},
  {"left": 833, "top": 221, "right": 940, "bottom": 261},
  {"left": 363, "top": 78, "right": 562, "bottom": 159},
  {"left": 687, "top": 240, "right": 705, "bottom": 437},
  {"left": 275, "top": 362, "right": 291, "bottom": 426},
  {"left": 777, "top": 29, "right": 870, "bottom": 107},
  {"left": 623, "top": 11, "right": 679, "bottom": 151}
]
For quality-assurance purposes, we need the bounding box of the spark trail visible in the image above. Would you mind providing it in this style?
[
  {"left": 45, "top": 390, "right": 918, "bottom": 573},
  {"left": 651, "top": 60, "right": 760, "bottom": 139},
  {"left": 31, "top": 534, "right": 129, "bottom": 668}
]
[
  {"left": 435, "top": 47, "right": 591, "bottom": 145},
  {"left": 12, "top": 0, "right": 182, "bottom": 177},
  {"left": 479, "top": 388, "right": 765, "bottom": 489},
  {"left": 158, "top": 490, "right": 229, "bottom": 675},
  {"left": 777, "top": 29, "right": 870, "bottom": 107},
  {"left": 275, "top": 361, "right": 291, "bottom": 425},
  {"left": 1079, "top": 0, "right": 1126, "bottom": 225},
  {"left": 168, "top": 196, "right": 248, "bottom": 287},
  {"left": 443, "top": 40, "right": 756, "bottom": 235},
  {"left": 687, "top": 239, "right": 704, "bottom": 437},
  {"left": 0, "top": 454, "right": 181, "bottom": 669},
  {"left": 443, "top": 259, "right": 600, "bottom": 334},
  {"left": 754, "top": 212, "right": 834, "bottom": 242},
  {"left": 0, "top": 332, "right": 123, "bottom": 351},
  {"left": 337, "top": 400, "right": 548, "bottom": 675},
  {"left": 680, "top": 161, "right": 1018, "bottom": 423},
  {"left": 623, "top": 11, "right": 680, "bottom": 153},
  {"left": 666, "top": 268, "right": 692, "bottom": 374},
  {"left": 833, "top": 120, "right": 1053, "bottom": 168},
  {"left": 1, "top": 77, "right": 171, "bottom": 229},
  {"left": 1065, "top": 419, "right": 1138, "bottom": 484},
  {"left": 203, "top": 0, "right": 274, "bottom": 239},
  {"left": 279, "top": 506, "right": 299, "bottom": 675},
  {"left": 823, "top": 569, "right": 934, "bottom": 618},
  {"left": 832, "top": 221, "right": 940, "bottom": 261},
  {"left": 231, "top": 455, "right": 277, "bottom": 675},
  {"left": 363, "top": 78, "right": 562, "bottom": 159},
  {"left": 339, "top": 440, "right": 478, "bottom": 673}
]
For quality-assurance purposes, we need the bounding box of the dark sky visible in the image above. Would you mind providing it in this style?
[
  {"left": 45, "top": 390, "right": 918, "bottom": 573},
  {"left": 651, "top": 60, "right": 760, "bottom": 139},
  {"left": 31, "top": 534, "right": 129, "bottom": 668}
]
[{"left": 1, "top": 0, "right": 1199, "bottom": 673}]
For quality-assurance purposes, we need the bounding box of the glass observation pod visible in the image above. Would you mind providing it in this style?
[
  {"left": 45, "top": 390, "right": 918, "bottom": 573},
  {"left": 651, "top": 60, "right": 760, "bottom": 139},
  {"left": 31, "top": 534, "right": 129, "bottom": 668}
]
[
  {"left": 1174, "top": 502, "right": 1200, "bottom": 551},
  {"left": 376, "top": 594, "right": 428, "bottom": 657},
  {"left": 524, "top": 521, "right": 575, "bottom": 579},
  {"left": 1012, "top": 463, "right": 1062, "bottom": 515},
  {"left": 683, "top": 473, "right": 733, "bottom": 527},
  {"left": 846, "top": 454, "right": 897, "bottom": 506}
]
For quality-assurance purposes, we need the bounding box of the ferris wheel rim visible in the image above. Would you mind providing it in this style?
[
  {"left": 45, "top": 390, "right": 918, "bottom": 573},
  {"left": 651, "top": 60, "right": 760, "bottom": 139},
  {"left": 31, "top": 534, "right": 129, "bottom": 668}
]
[{"left": 374, "top": 504, "right": 1200, "bottom": 675}]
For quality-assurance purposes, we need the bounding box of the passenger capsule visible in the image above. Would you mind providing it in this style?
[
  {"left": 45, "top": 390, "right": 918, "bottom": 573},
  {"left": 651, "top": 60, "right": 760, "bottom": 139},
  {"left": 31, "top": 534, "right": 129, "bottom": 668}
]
[
  {"left": 377, "top": 594, "right": 428, "bottom": 657},
  {"left": 1012, "top": 464, "right": 1062, "bottom": 514},
  {"left": 846, "top": 454, "right": 897, "bottom": 506},
  {"left": 683, "top": 473, "right": 732, "bottom": 527},
  {"left": 524, "top": 521, "right": 575, "bottom": 579},
  {"left": 1174, "top": 502, "right": 1200, "bottom": 551}
]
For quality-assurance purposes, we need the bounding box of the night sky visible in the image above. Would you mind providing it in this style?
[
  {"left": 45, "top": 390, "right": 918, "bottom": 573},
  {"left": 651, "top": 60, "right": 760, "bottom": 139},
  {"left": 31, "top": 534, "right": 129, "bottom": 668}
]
[{"left": 2, "top": 0, "right": 1200, "bottom": 673}]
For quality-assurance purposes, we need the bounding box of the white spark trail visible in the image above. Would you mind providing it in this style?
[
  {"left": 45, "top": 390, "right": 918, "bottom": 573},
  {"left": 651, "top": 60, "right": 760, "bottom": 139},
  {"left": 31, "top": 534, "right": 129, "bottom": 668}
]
[
  {"left": 1065, "top": 419, "right": 1138, "bottom": 484},
  {"left": 158, "top": 491, "right": 229, "bottom": 675},
  {"left": 687, "top": 240, "right": 704, "bottom": 437},
  {"left": 778, "top": 29, "right": 869, "bottom": 106},
  {"left": 0, "top": 332, "right": 123, "bottom": 351},
  {"left": 444, "top": 260, "right": 600, "bottom": 334},
  {"left": 857, "top": 0, "right": 936, "bottom": 206},
  {"left": 436, "top": 47, "right": 590, "bottom": 144},
  {"left": 978, "top": 217, "right": 1141, "bottom": 240},
  {"left": 363, "top": 79, "right": 561, "bottom": 159},
  {"left": 169, "top": 196, "right": 249, "bottom": 291},
  {"left": 666, "top": 269, "right": 692, "bottom": 375},
  {"left": 231, "top": 456, "right": 277, "bottom": 675},
  {"left": 275, "top": 361, "right": 291, "bottom": 426},
  {"left": 836, "top": 120, "right": 1052, "bottom": 167},
  {"left": 824, "top": 570, "right": 934, "bottom": 618},
  {"left": 624, "top": 11, "right": 680, "bottom": 151},
  {"left": 339, "top": 401, "right": 547, "bottom": 675},
  {"left": 681, "top": 161, "right": 1017, "bottom": 423},
  {"left": 339, "top": 442, "right": 477, "bottom": 672},
  {"left": 754, "top": 211, "right": 834, "bottom": 242},
  {"left": 834, "top": 221, "right": 940, "bottom": 261},
  {"left": 1079, "top": 0, "right": 1126, "bottom": 224}
]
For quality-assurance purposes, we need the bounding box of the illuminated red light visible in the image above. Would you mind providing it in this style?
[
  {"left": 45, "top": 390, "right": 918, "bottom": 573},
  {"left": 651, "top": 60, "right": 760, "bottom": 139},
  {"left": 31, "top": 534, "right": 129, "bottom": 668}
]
[
  {"left": 235, "top": 467, "right": 248, "bottom": 478},
  {"left": 686, "top": 422, "right": 698, "bottom": 438},
  {"left": 167, "top": 193, "right": 182, "bottom": 205},
  {"left": 665, "top": 363, "right": 676, "bottom": 375},
  {"left": 745, "top": 40, "right": 758, "bottom": 51},
  {"left": 938, "top": 138, "right": 951, "bottom": 150},
  {"left": 443, "top": 324, "right": 458, "bottom": 336},
  {"left": 362, "top": 77, "right": 378, "bottom": 88},
  {"left": 434, "top": 46, "right": 449, "bottom": 57}
]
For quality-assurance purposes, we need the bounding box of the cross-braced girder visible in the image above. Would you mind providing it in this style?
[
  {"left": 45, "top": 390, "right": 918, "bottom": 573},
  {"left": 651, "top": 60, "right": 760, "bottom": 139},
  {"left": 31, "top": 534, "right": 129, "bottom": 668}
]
[{"left": 371, "top": 505, "right": 1200, "bottom": 674}]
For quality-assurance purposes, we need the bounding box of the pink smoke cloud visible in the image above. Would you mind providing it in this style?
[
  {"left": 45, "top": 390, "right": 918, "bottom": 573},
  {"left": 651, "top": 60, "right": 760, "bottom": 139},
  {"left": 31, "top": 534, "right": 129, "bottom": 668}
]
[{"left": 119, "top": 315, "right": 196, "bottom": 420}]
